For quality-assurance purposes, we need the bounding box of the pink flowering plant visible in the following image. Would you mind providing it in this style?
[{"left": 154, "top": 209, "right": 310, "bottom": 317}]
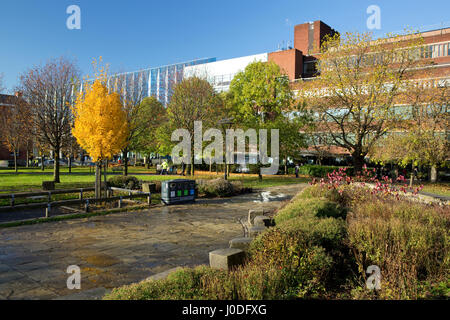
[{"left": 310, "top": 165, "right": 424, "bottom": 202}]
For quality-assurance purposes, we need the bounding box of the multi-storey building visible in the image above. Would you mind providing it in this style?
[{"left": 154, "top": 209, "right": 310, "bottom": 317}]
[
  {"left": 102, "top": 58, "right": 215, "bottom": 107},
  {"left": 0, "top": 92, "right": 29, "bottom": 165}
]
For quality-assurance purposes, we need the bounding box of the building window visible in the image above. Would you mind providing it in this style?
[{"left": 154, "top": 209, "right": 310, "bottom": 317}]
[{"left": 303, "top": 61, "right": 316, "bottom": 75}]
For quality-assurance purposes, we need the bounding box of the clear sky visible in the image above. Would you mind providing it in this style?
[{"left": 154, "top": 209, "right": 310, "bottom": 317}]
[{"left": 0, "top": 0, "right": 449, "bottom": 91}]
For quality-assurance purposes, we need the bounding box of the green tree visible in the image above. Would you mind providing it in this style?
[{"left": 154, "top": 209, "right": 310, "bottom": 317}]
[
  {"left": 166, "top": 77, "right": 221, "bottom": 175},
  {"left": 272, "top": 113, "right": 308, "bottom": 174},
  {"left": 228, "top": 61, "right": 296, "bottom": 179},
  {"left": 131, "top": 96, "right": 167, "bottom": 167}
]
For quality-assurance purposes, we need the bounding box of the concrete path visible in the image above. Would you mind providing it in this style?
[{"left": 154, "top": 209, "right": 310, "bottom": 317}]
[{"left": 0, "top": 183, "right": 306, "bottom": 300}]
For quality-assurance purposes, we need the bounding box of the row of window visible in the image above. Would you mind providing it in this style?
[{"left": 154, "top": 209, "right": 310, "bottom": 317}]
[
  {"left": 421, "top": 42, "right": 450, "bottom": 59},
  {"left": 311, "top": 41, "right": 450, "bottom": 74},
  {"left": 305, "top": 104, "right": 448, "bottom": 122}
]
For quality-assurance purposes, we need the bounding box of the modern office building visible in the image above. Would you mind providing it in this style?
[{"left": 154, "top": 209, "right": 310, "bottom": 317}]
[
  {"left": 104, "top": 58, "right": 215, "bottom": 107},
  {"left": 183, "top": 53, "right": 268, "bottom": 92}
]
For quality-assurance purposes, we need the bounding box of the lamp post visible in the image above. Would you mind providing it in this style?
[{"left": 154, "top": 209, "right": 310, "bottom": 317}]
[{"left": 218, "top": 117, "right": 234, "bottom": 180}]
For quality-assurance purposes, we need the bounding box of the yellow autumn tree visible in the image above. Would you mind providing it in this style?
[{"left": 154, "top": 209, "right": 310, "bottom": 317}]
[{"left": 72, "top": 79, "right": 129, "bottom": 197}]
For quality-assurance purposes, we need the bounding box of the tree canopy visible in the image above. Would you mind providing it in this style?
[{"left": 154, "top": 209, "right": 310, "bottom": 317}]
[
  {"left": 72, "top": 80, "right": 128, "bottom": 162},
  {"left": 298, "top": 31, "right": 426, "bottom": 172}
]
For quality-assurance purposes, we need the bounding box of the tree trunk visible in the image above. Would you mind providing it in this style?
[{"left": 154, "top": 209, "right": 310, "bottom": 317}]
[
  {"left": 258, "top": 161, "right": 263, "bottom": 181},
  {"left": 95, "top": 162, "right": 101, "bottom": 199},
  {"left": 14, "top": 149, "right": 18, "bottom": 173},
  {"left": 430, "top": 165, "right": 438, "bottom": 183},
  {"left": 352, "top": 152, "right": 365, "bottom": 176},
  {"left": 104, "top": 160, "right": 108, "bottom": 198},
  {"left": 41, "top": 155, "right": 45, "bottom": 171},
  {"left": 284, "top": 155, "right": 288, "bottom": 175},
  {"left": 68, "top": 156, "right": 72, "bottom": 174},
  {"left": 26, "top": 149, "right": 29, "bottom": 168},
  {"left": 191, "top": 152, "right": 195, "bottom": 176},
  {"left": 54, "top": 148, "right": 60, "bottom": 183},
  {"left": 123, "top": 148, "right": 128, "bottom": 176}
]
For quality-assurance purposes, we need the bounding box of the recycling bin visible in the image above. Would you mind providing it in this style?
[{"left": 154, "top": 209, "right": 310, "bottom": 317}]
[{"left": 161, "top": 179, "right": 196, "bottom": 205}]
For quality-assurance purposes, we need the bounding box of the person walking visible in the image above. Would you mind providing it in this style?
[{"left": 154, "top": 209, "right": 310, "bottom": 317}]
[
  {"left": 295, "top": 164, "right": 300, "bottom": 178},
  {"left": 160, "top": 160, "right": 169, "bottom": 175},
  {"left": 181, "top": 160, "right": 186, "bottom": 176}
]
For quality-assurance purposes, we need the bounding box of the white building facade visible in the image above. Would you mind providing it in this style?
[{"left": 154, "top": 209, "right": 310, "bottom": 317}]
[{"left": 183, "top": 53, "right": 269, "bottom": 92}]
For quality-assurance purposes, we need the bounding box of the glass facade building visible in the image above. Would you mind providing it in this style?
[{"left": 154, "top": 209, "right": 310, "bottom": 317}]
[{"left": 105, "top": 58, "right": 216, "bottom": 107}]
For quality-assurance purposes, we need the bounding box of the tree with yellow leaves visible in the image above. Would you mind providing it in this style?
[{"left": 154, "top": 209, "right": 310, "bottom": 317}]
[{"left": 72, "top": 79, "right": 128, "bottom": 198}]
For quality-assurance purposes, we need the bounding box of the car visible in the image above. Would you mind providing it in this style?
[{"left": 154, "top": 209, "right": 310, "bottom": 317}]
[
  {"left": 235, "top": 166, "right": 250, "bottom": 173},
  {"left": 43, "top": 159, "right": 68, "bottom": 166}
]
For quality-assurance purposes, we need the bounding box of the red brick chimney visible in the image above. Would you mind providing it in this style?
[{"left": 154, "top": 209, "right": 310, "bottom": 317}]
[{"left": 294, "top": 20, "right": 338, "bottom": 55}]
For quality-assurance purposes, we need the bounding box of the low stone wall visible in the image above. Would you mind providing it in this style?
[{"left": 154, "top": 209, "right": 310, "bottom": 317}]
[{"left": 209, "top": 208, "right": 274, "bottom": 270}]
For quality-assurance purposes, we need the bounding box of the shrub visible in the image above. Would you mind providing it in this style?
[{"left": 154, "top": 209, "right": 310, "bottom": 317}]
[
  {"left": 250, "top": 195, "right": 349, "bottom": 297},
  {"left": 42, "top": 181, "right": 55, "bottom": 190},
  {"left": 299, "top": 165, "right": 354, "bottom": 177},
  {"left": 297, "top": 184, "right": 346, "bottom": 205},
  {"left": 104, "top": 184, "right": 448, "bottom": 300},
  {"left": 107, "top": 176, "right": 140, "bottom": 190},
  {"left": 196, "top": 179, "right": 252, "bottom": 197},
  {"left": 348, "top": 199, "right": 450, "bottom": 299},
  {"left": 274, "top": 197, "right": 347, "bottom": 225},
  {"left": 105, "top": 265, "right": 287, "bottom": 300},
  {"left": 248, "top": 226, "right": 333, "bottom": 298}
]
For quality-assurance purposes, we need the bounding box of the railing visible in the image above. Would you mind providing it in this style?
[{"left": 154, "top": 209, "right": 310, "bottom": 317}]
[
  {"left": 0, "top": 188, "right": 95, "bottom": 206},
  {"left": 0, "top": 187, "right": 152, "bottom": 218}
]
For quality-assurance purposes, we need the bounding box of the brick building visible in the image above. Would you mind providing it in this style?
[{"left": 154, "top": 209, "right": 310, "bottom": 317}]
[{"left": 0, "top": 92, "right": 29, "bottom": 166}]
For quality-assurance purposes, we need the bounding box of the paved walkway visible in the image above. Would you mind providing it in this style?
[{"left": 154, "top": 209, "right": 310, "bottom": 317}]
[{"left": 0, "top": 183, "right": 306, "bottom": 300}]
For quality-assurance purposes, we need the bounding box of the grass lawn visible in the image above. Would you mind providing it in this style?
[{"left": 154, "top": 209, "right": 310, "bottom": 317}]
[
  {"left": 0, "top": 169, "right": 308, "bottom": 193},
  {"left": 420, "top": 183, "right": 450, "bottom": 197}
]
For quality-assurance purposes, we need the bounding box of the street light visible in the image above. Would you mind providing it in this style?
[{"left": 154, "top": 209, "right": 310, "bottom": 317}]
[{"left": 218, "top": 117, "right": 234, "bottom": 180}]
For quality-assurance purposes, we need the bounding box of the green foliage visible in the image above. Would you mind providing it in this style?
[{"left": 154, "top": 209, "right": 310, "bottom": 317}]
[
  {"left": 298, "top": 165, "right": 354, "bottom": 177},
  {"left": 196, "top": 179, "right": 252, "bottom": 197},
  {"left": 371, "top": 130, "right": 449, "bottom": 168},
  {"left": 228, "top": 61, "right": 292, "bottom": 125},
  {"left": 107, "top": 176, "right": 140, "bottom": 190},
  {"left": 105, "top": 264, "right": 287, "bottom": 300},
  {"left": 274, "top": 197, "right": 347, "bottom": 225},
  {"left": 296, "top": 184, "right": 345, "bottom": 204},
  {"left": 130, "top": 96, "right": 167, "bottom": 156}
]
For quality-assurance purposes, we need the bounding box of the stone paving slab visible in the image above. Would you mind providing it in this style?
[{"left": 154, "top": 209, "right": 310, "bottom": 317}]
[{"left": 0, "top": 184, "right": 305, "bottom": 300}]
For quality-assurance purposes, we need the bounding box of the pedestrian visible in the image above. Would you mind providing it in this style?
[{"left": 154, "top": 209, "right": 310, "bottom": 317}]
[
  {"left": 295, "top": 164, "right": 300, "bottom": 178},
  {"left": 413, "top": 166, "right": 419, "bottom": 181},
  {"left": 160, "top": 160, "right": 169, "bottom": 175},
  {"left": 181, "top": 160, "right": 185, "bottom": 176}
]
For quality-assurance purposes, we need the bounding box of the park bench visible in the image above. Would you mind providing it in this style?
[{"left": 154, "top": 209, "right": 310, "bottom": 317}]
[{"left": 111, "top": 166, "right": 124, "bottom": 173}]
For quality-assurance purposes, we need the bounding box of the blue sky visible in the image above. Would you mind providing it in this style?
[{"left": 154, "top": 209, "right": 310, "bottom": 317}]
[{"left": 0, "top": 0, "right": 449, "bottom": 91}]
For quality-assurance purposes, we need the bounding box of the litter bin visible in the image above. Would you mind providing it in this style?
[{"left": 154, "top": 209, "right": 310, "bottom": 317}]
[{"left": 161, "top": 179, "right": 196, "bottom": 205}]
